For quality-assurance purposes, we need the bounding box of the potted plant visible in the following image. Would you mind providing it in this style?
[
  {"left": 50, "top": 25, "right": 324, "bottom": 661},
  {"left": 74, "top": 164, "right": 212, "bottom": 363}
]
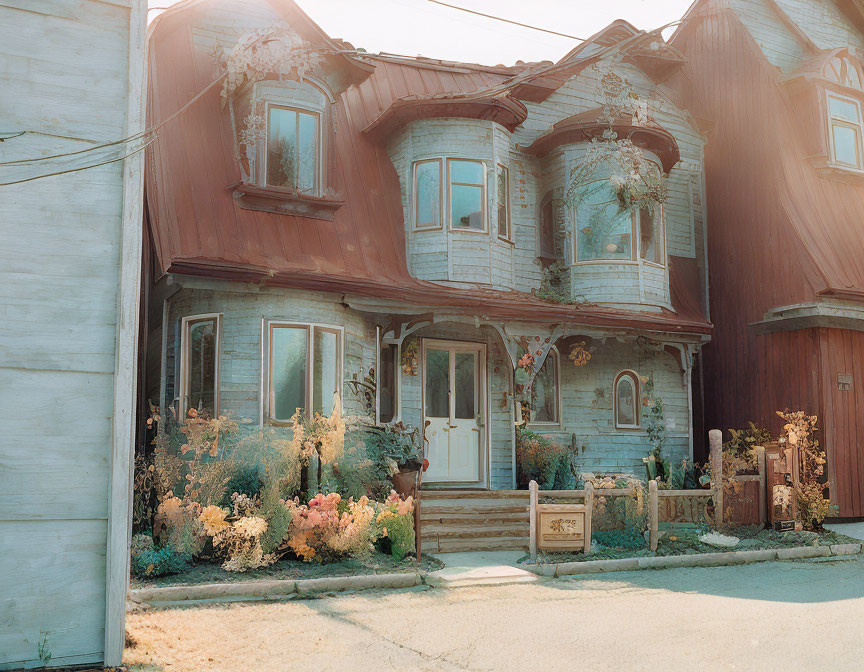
[{"left": 366, "top": 422, "right": 426, "bottom": 498}]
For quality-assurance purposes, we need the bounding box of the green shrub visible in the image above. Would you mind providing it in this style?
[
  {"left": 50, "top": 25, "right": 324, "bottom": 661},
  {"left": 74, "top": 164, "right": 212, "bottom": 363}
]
[
  {"left": 593, "top": 528, "right": 647, "bottom": 550},
  {"left": 130, "top": 534, "right": 191, "bottom": 578}
]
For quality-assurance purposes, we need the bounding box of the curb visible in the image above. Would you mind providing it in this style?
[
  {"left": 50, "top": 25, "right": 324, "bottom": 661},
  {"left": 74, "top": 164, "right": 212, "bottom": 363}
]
[
  {"left": 129, "top": 572, "right": 423, "bottom": 607},
  {"left": 523, "top": 543, "right": 861, "bottom": 578}
]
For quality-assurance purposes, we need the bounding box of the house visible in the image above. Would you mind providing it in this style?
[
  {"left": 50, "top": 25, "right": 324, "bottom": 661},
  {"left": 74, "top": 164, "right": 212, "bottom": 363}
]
[
  {"left": 0, "top": 1, "right": 145, "bottom": 668},
  {"left": 669, "top": 0, "right": 864, "bottom": 517},
  {"left": 142, "top": 0, "right": 711, "bottom": 547}
]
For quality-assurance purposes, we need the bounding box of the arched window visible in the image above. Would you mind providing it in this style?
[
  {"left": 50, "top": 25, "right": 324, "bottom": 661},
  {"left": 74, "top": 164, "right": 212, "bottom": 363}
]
[
  {"left": 614, "top": 370, "right": 640, "bottom": 429},
  {"left": 825, "top": 54, "right": 864, "bottom": 90}
]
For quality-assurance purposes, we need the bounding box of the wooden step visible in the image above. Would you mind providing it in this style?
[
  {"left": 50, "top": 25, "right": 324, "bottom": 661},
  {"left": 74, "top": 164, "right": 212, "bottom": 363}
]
[
  {"left": 420, "top": 513, "right": 529, "bottom": 525},
  {"left": 420, "top": 504, "right": 529, "bottom": 516},
  {"left": 421, "top": 489, "right": 529, "bottom": 500},
  {"left": 421, "top": 522, "right": 528, "bottom": 537},
  {"left": 431, "top": 537, "right": 529, "bottom": 553}
]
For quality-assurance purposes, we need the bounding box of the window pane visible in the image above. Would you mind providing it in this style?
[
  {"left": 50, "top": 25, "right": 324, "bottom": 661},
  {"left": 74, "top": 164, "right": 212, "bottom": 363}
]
[
  {"left": 454, "top": 352, "right": 477, "bottom": 420},
  {"left": 450, "top": 159, "right": 483, "bottom": 184},
  {"left": 497, "top": 166, "right": 509, "bottom": 238},
  {"left": 639, "top": 206, "right": 662, "bottom": 264},
  {"left": 532, "top": 354, "right": 558, "bottom": 423},
  {"left": 379, "top": 344, "right": 397, "bottom": 423},
  {"left": 539, "top": 200, "right": 556, "bottom": 258},
  {"left": 616, "top": 377, "right": 636, "bottom": 426},
  {"left": 576, "top": 180, "right": 633, "bottom": 261},
  {"left": 425, "top": 349, "right": 449, "bottom": 418},
  {"left": 829, "top": 96, "right": 859, "bottom": 122},
  {"left": 833, "top": 124, "right": 860, "bottom": 166},
  {"left": 451, "top": 184, "right": 484, "bottom": 229},
  {"left": 415, "top": 161, "right": 440, "bottom": 228},
  {"left": 187, "top": 319, "right": 217, "bottom": 414},
  {"left": 267, "top": 107, "right": 297, "bottom": 188},
  {"left": 271, "top": 326, "right": 307, "bottom": 420},
  {"left": 297, "top": 111, "right": 317, "bottom": 193},
  {"left": 313, "top": 328, "right": 339, "bottom": 416}
]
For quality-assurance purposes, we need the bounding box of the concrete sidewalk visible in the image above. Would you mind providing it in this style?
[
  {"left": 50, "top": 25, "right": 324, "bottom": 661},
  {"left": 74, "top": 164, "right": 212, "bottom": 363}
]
[
  {"left": 425, "top": 550, "right": 537, "bottom": 587},
  {"left": 824, "top": 521, "right": 864, "bottom": 540}
]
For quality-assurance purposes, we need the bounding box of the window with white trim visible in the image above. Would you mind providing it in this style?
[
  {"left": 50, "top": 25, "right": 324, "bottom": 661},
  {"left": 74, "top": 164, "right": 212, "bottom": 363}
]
[
  {"left": 530, "top": 348, "right": 560, "bottom": 425},
  {"left": 614, "top": 371, "right": 640, "bottom": 429},
  {"left": 638, "top": 205, "right": 665, "bottom": 266},
  {"left": 574, "top": 177, "right": 634, "bottom": 262},
  {"left": 448, "top": 158, "right": 486, "bottom": 231},
  {"left": 266, "top": 105, "right": 320, "bottom": 193},
  {"left": 179, "top": 314, "right": 220, "bottom": 418},
  {"left": 268, "top": 323, "right": 342, "bottom": 422},
  {"left": 413, "top": 159, "right": 442, "bottom": 230},
  {"left": 827, "top": 93, "right": 864, "bottom": 169},
  {"left": 496, "top": 164, "right": 511, "bottom": 241}
]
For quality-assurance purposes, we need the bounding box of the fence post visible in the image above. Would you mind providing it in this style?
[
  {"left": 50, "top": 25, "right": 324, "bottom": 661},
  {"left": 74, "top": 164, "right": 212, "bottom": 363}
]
[
  {"left": 755, "top": 445, "right": 767, "bottom": 527},
  {"left": 529, "top": 479, "right": 538, "bottom": 561},
  {"left": 648, "top": 479, "right": 659, "bottom": 552},
  {"left": 584, "top": 481, "right": 594, "bottom": 553},
  {"left": 709, "top": 429, "right": 724, "bottom": 528}
]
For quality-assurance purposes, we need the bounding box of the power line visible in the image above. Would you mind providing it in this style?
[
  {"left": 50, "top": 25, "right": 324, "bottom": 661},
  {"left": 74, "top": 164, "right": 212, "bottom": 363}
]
[{"left": 424, "top": 0, "right": 586, "bottom": 41}]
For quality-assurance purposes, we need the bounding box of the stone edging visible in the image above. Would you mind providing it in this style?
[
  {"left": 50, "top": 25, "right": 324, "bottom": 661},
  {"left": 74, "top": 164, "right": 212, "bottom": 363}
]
[
  {"left": 524, "top": 543, "right": 863, "bottom": 578},
  {"left": 129, "top": 572, "right": 422, "bottom": 607}
]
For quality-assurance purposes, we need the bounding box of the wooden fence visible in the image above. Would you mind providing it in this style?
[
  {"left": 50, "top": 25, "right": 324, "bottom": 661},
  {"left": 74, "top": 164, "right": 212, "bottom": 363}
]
[{"left": 529, "top": 430, "right": 751, "bottom": 559}]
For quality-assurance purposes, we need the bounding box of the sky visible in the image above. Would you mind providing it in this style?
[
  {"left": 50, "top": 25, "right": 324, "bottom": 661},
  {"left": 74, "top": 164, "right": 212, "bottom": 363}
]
[{"left": 148, "top": 0, "right": 695, "bottom": 65}]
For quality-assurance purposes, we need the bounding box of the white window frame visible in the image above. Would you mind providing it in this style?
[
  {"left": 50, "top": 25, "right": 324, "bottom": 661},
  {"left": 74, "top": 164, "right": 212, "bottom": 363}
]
[
  {"left": 638, "top": 203, "right": 666, "bottom": 268},
  {"left": 265, "top": 321, "right": 344, "bottom": 424},
  {"left": 496, "top": 163, "right": 512, "bottom": 242},
  {"left": 529, "top": 347, "right": 561, "bottom": 427},
  {"left": 613, "top": 370, "right": 641, "bottom": 430},
  {"left": 826, "top": 91, "right": 864, "bottom": 170},
  {"left": 178, "top": 313, "right": 222, "bottom": 419},
  {"left": 447, "top": 157, "right": 488, "bottom": 233},
  {"left": 264, "top": 103, "right": 323, "bottom": 194},
  {"left": 412, "top": 158, "right": 443, "bottom": 231}
]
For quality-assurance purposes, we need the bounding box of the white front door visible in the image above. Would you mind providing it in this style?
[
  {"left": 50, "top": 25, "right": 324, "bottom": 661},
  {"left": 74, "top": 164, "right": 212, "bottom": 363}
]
[{"left": 422, "top": 340, "right": 485, "bottom": 483}]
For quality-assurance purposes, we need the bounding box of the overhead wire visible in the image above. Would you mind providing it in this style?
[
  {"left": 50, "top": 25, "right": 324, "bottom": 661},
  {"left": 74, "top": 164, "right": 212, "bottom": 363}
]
[{"left": 424, "top": 0, "right": 587, "bottom": 41}]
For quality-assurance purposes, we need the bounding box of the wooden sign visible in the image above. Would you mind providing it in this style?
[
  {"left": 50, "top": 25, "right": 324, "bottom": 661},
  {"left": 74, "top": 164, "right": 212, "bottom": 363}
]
[{"left": 536, "top": 504, "right": 588, "bottom": 552}]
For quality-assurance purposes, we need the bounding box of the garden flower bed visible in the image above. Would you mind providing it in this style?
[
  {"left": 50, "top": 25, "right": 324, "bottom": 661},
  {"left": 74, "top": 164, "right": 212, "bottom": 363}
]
[{"left": 131, "top": 552, "right": 443, "bottom": 589}]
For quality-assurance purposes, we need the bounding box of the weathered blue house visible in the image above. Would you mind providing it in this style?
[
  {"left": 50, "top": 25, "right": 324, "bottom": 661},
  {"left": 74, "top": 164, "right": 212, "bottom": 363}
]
[{"left": 143, "top": 0, "right": 711, "bottom": 548}]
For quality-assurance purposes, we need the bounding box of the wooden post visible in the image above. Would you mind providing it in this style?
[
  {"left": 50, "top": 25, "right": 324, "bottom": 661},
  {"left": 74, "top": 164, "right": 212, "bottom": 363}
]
[
  {"left": 755, "top": 445, "right": 767, "bottom": 527},
  {"left": 529, "top": 479, "right": 538, "bottom": 561},
  {"left": 584, "top": 481, "right": 594, "bottom": 553},
  {"left": 648, "top": 479, "right": 659, "bottom": 552},
  {"left": 709, "top": 429, "right": 723, "bottom": 529}
]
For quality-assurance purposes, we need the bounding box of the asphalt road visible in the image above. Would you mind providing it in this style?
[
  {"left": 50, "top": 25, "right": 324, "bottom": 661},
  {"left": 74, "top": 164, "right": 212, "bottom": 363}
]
[{"left": 125, "top": 556, "right": 864, "bottom": 671}]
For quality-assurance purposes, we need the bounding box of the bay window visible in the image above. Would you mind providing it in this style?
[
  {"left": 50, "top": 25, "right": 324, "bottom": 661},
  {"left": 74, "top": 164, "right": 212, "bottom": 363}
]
[
  {"left": 448, "top": 159, "right": 486, "bottom": 231},
  {"left": 638, "top": 205, "right": 664, "bottom": 266},
  {"left": 413, "top": 159, "right": 442, "bottom": 229},
  {"left": 179, "top": 314, "right": 221, "bottom": 418},
  {"left": 268, "top": 323, "right": 342, "bottom": 422},
  {"left": 496, "top": 164, "right": 511, "bottom": 241},
  {"left": 574, "top": 179, "right": 634, "bottom": 262}
]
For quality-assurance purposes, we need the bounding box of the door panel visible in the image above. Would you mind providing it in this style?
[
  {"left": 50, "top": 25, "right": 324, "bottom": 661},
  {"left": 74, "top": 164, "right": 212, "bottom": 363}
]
[{"left": 423, "top": 341, "right": 484, "bottom": 484}]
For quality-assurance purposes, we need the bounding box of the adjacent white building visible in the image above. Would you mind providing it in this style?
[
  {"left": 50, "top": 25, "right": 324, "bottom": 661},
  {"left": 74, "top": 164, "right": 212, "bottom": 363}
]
[{"left": 0, "top": 1, "right": 146, "bottom": 667}]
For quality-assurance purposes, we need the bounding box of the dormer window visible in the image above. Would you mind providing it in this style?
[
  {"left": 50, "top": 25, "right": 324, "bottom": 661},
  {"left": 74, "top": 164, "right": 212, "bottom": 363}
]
[
  {"left": 825, "top": 54, "right": 864, "bottom": 90},
  {"left": 827, "top": 93, "right": 864, "bottom": 169},
  {"left": 448, "top": 159, "right": 486, "bottom": 231},
  {"left": 266, "top": 105, "right": 320, "bottom": 193}
]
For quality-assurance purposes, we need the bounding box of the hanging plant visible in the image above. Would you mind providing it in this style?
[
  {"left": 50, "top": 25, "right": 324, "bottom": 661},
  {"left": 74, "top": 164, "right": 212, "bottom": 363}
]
[
  {"left": 568, "top": 341, "right": 592, "bottom": 367},
  {"left": 401, "top": 339, "right": 418, "bottom": 377},
  {"left": 564, "top": 62, "right": 668, "bottom": 215}
]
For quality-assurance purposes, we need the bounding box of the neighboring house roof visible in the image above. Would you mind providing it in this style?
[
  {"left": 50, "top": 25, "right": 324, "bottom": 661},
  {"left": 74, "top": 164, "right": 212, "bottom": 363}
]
[
  {"left": 669, "top": 0, "right": 864, "bottom": 305},
  {"left": 145, "top": 0, "right": 710, "bottom": 335}
]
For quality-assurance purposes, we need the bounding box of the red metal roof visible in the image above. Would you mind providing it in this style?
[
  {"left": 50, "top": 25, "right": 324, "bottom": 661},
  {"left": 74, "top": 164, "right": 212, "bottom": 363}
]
[{"left": 145, "top": 0, "right": 710, "bottom": 335}]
